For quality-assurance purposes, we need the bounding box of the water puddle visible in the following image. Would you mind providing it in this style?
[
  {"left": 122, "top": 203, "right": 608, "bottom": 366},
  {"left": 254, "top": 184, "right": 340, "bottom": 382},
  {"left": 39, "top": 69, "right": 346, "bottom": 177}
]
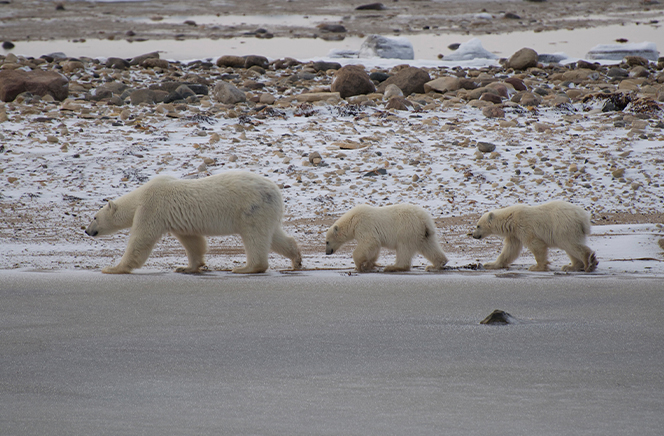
[
  {"left": 128, "top": 14, "right": 344, "bottom": 28},
  {"left": 3, "top": 20, "right": 661, "bottom": 62}
]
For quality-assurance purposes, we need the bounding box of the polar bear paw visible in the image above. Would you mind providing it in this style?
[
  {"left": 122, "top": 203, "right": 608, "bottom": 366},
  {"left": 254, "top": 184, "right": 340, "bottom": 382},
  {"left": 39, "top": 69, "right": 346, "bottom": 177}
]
[
  {"left": 102, "top": 265, "right": 132, "bottom": 274},
  {"left": 528, "top": 263, "right": 550, "bottom": 272},
  {"left": 174, "top": 265, "right": 206, "bottom": 274},
  {"left": 482, "top": 261, "right": 504, "bottom": 270},
  {"left": 384, "top": 264, "right": 410, "bottom": 273}
]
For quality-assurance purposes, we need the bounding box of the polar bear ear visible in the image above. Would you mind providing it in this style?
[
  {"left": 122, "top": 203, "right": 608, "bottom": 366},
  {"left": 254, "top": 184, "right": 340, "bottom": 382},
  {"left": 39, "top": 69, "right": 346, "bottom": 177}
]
[
  {"left": 487, "top": 212, "right": 494, "bottom": 222},
  {"left": 107, "top": 200, "right": 117, "bottom": 214},
  {"left": 334, "top": 225, "right": 339, "bottom": 233}
]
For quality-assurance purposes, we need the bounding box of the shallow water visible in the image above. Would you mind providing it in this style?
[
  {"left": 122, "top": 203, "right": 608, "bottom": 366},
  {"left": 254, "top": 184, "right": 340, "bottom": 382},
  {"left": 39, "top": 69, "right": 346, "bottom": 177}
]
[{"left": 3, "top": 19, "right": 661, "bottom": 61}]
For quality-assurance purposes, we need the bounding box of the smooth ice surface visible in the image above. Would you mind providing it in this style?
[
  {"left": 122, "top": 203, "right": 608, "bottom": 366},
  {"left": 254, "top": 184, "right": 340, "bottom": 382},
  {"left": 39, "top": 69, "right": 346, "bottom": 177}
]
[
  {"left": 586, "top": 41, "right": 660, "bottom": 61},
  {"left": 1, "top": 271, "right": 663, "bottom": 435}
]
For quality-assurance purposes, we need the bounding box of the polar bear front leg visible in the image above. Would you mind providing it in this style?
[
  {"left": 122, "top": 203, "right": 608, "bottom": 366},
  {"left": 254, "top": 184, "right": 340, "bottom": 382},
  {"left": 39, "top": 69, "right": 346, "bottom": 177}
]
[
  {"left": 484, "top": 236, "right": 522, "bottom": 269},
  {"left": 173, "top": 234, "right": 208, "bottom": 273},
  {"left": 102, "top": 230, "right": 162, "bottom": 274},
  {"left": 353, "top": 240, "right": 381, "bottom": 272},
  {"left": 526, "top": 238, "right": 550, "bottom": 272}
]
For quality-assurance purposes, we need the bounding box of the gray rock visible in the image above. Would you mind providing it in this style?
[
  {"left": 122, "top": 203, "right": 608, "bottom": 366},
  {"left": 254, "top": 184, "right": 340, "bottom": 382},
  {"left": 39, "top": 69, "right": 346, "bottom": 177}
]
[
  {"left": 213, "top": 81, "right": 246, "bottom": 104},
  {"left": 477, "top": 141, "right": 496, "bottom": 153},
  {"left": 312, "top": 61, "right": 342, "bottom": 72},
  {"left": 130, "top": 52, "right": 159, "bottom": 66}
]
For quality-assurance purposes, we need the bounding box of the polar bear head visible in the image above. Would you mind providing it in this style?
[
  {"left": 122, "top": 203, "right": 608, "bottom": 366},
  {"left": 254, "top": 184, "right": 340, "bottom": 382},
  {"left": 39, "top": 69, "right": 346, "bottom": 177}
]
[
  {"left": 325, "top": 224, "right": 348, "bottom": 255},
  {"left": 85, "top": 201, "right": 126, "bottom": 237},
  {"left": 472, "top": 212, "right": 495, "bottom": 239}
]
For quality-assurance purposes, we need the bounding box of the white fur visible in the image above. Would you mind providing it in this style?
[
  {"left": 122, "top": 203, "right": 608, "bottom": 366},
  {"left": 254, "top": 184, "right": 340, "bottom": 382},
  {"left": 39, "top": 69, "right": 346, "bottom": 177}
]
[
  {"left": 85, "top": 171, "right": 302, "bottom": 274},
  {"left": 325, "top": 204, "right": 448, "bottom": 272},
  {"left": 472, "top": 200, "right": 598, "bottom": 272}
]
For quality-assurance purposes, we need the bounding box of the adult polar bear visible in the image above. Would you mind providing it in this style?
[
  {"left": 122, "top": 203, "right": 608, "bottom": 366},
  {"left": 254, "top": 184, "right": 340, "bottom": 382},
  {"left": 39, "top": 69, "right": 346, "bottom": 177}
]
[
  {"left": 325, "top": 204, "right": 448, "bottom": 272},
  {"left": 85, "top": 171, "right": 302, "bottom": 274},
  {"left": 472, "top": 200, "right": 597, "bottom": 272}
]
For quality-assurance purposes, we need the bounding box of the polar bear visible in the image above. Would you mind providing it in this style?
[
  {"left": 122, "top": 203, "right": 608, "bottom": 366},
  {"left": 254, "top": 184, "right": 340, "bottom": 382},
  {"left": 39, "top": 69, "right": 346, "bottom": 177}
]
[
  {"left": 471, "top": 200, "right": 598, "bottom": 272},
  {"left": 325, "top": 204, "right": 448, "bottom": 272},
  {"left": 85, "top": 171, "right": 302, "bottom": 274}
]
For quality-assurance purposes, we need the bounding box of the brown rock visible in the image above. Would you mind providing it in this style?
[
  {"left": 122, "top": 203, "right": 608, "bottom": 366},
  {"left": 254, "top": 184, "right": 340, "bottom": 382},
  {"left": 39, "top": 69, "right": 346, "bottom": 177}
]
[
  {"left": 216, "top": 55, "right": 246, "bottom": 68},
  {"left": 384, "top": 96, "right": 412, "bottom": 111},
  {"left": 507, "top": 48, "right": 539, "bottom": 70},
  {"left": 377, "top": 67, "right": 431, "bottom": 96},
  {"left": 244, "top": 55, "right": 269, "bottom": 69},
  {"left": 482, "top": 106, "right": 505, "bottom": 118},
  {"left": 423, "top": 76, "right": 460, "bottom": 94},
  {"left": 141, "top": 58, "right": 170, "bottom": 69},
  {"left": 0, "top": 70, "right": 69, "bottom": 102},
  {"left": 504, "top": 77, "right": 527, "bottom": 91},
  {"left": 330, "top": 65, "right": 375, "bottom": 99},
  {"left": 479, "top": 93, "right": 502, "bottom": 104}
]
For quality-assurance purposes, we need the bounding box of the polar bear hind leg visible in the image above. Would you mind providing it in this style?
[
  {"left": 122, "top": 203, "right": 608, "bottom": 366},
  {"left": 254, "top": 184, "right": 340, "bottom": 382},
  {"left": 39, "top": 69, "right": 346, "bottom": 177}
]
[
  {"left": 234, "top": 230, "right": 271, "bottom": 274},
  {"left": 270, "top": 226, "right": 302, "bottom": 269},
  {"left": 420, "top": 235, "right": 448, "bottom": 272},
  {"left": 173, "top": 234, "right": 208, "bottom": 273},
  {"left": 353, "top": 239, "right": 381, "bottom": 272},
  {"left": 102, "top": 229, "right": 162, "bottom": 274},
  {"left": 384, "top": 243, "right": 415, "bottom": 272},
  {"left": 561, "top": 243, "right": 598, "bottom": 272},
  {"left": 484, "top": 236, "right": 522, "bottom": 269}
]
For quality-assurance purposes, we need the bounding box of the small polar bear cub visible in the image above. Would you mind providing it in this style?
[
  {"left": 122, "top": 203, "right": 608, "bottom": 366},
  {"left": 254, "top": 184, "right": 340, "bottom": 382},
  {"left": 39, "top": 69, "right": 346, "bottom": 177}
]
[
  {"left": 325, "top": 204, "right": 448, "bottom": 272},
  {"left": 85, "top": 171, "right": 302, "bottom": 274},
  {"left": 472, "top": 200, "right": 598, "bottom": 272}
]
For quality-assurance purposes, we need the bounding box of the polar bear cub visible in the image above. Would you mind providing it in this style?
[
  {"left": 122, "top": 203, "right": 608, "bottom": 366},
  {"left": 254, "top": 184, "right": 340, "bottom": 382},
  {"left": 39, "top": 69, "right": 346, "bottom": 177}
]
[
  {"left": 85, "top": 171, "right": 302, "bottom": 274},
  {"left": 325, "top": 204, "right": 448, "bottom": 272},
  {"left": 472, "top": 200, "right": 598, "bottom": 272}
]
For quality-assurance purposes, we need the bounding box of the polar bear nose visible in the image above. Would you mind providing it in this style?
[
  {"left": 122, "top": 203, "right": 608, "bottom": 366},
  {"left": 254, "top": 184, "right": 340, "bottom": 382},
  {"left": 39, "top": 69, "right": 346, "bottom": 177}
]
[
  {"left": 326, "top": 248, "right": 334, "bottom": 255},
  {"left": 85, "top": 229, "right": 98, "bottom": 237}
]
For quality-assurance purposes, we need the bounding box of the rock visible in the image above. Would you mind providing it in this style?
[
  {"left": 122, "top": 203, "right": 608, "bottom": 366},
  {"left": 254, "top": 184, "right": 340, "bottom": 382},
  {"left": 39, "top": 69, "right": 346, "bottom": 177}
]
[
  {"left": 482, "top": 106, "right": 505, "bottom": 118},
  {"left": 312, "top": 61, "right": 342, "bottom": 72},
  {"left": 355, "top": 2, "right": 386, "bottom": 10},
  {"left": 576, "top": 60, "right": 600, "bottom": 70},
  {"left": 105, "top": 57, "right": 130, "bottom": 69},
  {"left": 444, "top": 38, "right": 498, "bottom": 61},
  {"left": 377, "top": 67, "right": 431, "bottom": 96},
  {"left": 424, "top": 76, "right": 460, "bottom": 94},
  {"left": 2, "top": 41, "right": 14, "bottom": 50},
  {"left": 216, "top": 55, "right": 247, "bottom": 68},
  {"left": 62, "top": 61, "right": 84, "bottom": 74},
  {"left": 563, "top": 68, "right": 600, "bottom": 83},
  {"left": 170, "top": 84, "right": 196, "bottom": 101},
  {"left": 538, "top": 53, "right": 568, "bottom": 64},
  {"left": 629, "top": 66, "right": 649, "bottom": 78},
  {"left": 85, "top": 88, "right": 113, "bottom": 101},
  {"left": 244, "top": 55, "right": 269, "bottom": 69},
  {"left": 308, "top": 151, "right": 322, "bottom": 165},
  {"left": 317, "top": 23, "right": 346, "bottom": 33},
  {"left": 369, "top": 72, "right": 390, "bottom": 83},
  {"left": 607, "top": 67, "right": 629, "bottom": 78},
  {"left": 0, "top": 70, "right": 69, "bottom": 102},
  {"left": 294, "top": 92, "right": 341, "bottom": 103},
  {"left": 141, "top": 58, "right": 170, "bottom": 69},
  {"left": 480, "top": 310, "right": 516, "bottom": 325},
  {"left": 504, "top": 77, "right": 527, "bottom": 91},
  {"left": 129, "top": 52, "right": 159, "bottom": 66},
  {"left": 150, "top": 82, "right": 208, "bottom": 95},
  {"left": 383, "top": 83, "right": 403, "bottom": 99},
  {"left": 477, "top": 141, "right": 496, "bottom": 153},
  {"left": 330, "top": 65, "right": 376, "bottom": 99},
  {"left": 213, "top": 81, "right": 247, "bottom": 104},
  {"left": 516, "top": 92, "right": 542, "bottom": 106},
  {"left": 479, "top": 93, "right": 502, "bottom": 104},
  {"left": 129, "top": 89, "right": 168, "bottom": 105},
  {"left": 625, "top": 56, "right": 650, "bottom": 67},
  {"left": 359, "top": 35, "right": 414, "bottom": 60},
  {"left": 612, "top": 168, "right": 625, "bottom": 178},
  {"left": 259, "top": 93, "right": 276, "bottom": 104},
  {"left": 506, "top": 47, "right": 539, "bottom": 70},
  {"left": 586, "top": 42, "right": 659, "bottom": 61},
  {"left": 384, "top": 96, "right": 411, "bottom": 111}
]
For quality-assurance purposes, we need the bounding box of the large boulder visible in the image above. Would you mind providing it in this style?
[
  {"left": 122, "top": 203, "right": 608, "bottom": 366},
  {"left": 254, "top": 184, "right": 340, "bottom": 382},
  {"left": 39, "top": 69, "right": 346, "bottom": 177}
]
[
  {"left": 330, "top": 65, "right": 376, "bottom": 99},
  {"left": 424, "top": 76, "right": 460, "bottom": 94},
  {"left": 213, "top": 81, "right": 246, "bottom": 104},
  {"left": 507, "top": 47, "right": 539, "bottom": 70},
  {"left": 0, "top": 70, "right": 69, "bottom": 102},
  {"left": 377, "top": 67, "right": 431, "bottom": 96},
  {"left": 359, "top": 35, "right": 414, "bottom": 60}
]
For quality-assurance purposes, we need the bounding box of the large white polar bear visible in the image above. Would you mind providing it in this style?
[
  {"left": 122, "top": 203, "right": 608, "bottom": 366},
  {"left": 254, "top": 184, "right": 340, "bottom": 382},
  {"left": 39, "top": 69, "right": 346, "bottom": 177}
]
[
  {"left": 325, "top": 204, "right": 448, "bottom": 272},
  {"left": 471, "top": 200, "right": 598, "bottom": 272},
  {"left": 85, "top": 171, "right": 302, "bottom": 274}
]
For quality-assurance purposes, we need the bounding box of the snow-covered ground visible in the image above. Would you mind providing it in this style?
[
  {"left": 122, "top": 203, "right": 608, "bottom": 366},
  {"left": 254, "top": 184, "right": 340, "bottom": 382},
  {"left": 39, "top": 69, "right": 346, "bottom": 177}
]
[{"left": 1, "top": 55, "right": 663, "bottom": 275}]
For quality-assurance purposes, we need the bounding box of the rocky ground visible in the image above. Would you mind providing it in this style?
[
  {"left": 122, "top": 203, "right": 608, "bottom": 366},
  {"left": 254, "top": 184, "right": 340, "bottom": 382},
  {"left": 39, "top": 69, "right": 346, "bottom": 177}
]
[
  {"left": 1, "top": 0, "right": 663, "bottom": 273},
  {"left": 2, "top": 0, "right": 662, "bottom": 44},
  {"left": 1, "top": 43, "right": 663, "bottom": 271}
]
